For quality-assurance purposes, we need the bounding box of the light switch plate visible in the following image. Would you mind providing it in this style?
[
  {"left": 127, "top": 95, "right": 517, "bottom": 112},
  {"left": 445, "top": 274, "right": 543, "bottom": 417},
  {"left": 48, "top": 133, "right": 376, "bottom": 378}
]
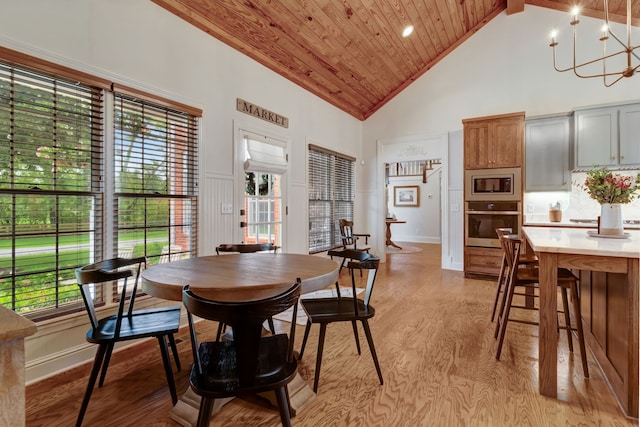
[{"left": 221, "top": 203, "right": 233, "bottom": 214}]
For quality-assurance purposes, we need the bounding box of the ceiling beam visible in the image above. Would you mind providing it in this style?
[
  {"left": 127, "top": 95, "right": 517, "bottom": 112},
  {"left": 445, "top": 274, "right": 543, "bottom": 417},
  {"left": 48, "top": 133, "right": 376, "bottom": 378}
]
[{"left": 507, "top": 0, "right": 525, "bottom": 15}]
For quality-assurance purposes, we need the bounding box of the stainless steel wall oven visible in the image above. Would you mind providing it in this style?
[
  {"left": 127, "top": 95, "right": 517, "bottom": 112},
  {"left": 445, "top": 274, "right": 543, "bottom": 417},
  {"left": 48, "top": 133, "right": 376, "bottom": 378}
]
[{"left": 465, "top": 201, "right": 521, "bottom": 248}]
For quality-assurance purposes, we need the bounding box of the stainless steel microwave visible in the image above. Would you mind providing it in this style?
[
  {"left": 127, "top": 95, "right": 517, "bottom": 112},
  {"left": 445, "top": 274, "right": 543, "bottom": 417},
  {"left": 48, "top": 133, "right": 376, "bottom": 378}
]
[{"left": 464, "top": 167, "right": 522, "bottom": 201}]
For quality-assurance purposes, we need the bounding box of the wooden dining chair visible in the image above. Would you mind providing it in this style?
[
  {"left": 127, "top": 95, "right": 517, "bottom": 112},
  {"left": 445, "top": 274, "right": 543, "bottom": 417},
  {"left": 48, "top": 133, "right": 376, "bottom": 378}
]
[
  {"left": 339, "top": 219, "right": 371, "bottom": 252},
  {"left": 494, "top": 234, "right": 589, "bottom": 377},
  {"left": 214, "top": 242, "right": 279, "bottom": 340},
  {"left": 182, "top": 279, "right": 301, "bottom": 427},
  {"left": 298, "top": 250, "right": 383, "bottom": 393},
  {"left": 330, "top": 220, "right": 371, "bottom": 275},
  {"left": 75, "top": 256, "right": 182, "bottom": 426},
  {"left": 490, "top": 227, "right": 538, "bottom": 322}
]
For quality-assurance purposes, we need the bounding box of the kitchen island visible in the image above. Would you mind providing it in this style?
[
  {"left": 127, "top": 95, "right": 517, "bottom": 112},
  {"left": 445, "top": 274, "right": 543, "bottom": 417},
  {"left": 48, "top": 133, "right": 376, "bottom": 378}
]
[{"left": 523, "top": 226, "right": 639, "bottom": 418}]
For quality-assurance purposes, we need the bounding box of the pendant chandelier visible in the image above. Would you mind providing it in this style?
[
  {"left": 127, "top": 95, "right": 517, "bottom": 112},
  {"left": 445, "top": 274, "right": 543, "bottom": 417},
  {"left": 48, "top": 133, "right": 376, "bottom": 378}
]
[{"left": 549, "top": 0, "right": 639, "bottom": 87}]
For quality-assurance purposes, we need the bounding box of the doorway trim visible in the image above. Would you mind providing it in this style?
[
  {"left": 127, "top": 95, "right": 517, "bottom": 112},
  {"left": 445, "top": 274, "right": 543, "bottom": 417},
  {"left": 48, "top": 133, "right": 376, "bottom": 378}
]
[
  {"left": 376, "top": 133, "right": 449, "bottom": 267},
  {"left": 233, "top": 120, "right": 290, "bottom": 251}
]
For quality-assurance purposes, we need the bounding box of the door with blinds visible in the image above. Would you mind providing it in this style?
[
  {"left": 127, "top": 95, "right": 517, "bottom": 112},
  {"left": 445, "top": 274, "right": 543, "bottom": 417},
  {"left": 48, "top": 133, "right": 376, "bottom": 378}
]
[{"left": 240, "top": 132, "right": 287, "bottom": 248}]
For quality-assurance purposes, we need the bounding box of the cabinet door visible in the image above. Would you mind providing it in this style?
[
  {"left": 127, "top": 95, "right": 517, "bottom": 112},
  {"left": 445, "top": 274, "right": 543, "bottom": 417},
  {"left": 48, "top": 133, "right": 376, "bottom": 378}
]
[
  {"left": 464, "top": 121, "right": 490, "bottom": 169},
  {"left": 575, "top": 108, "right": 618, "bottom": 168},
  {"left": 525, "top": 116, "right": 571, "bottom": 191},
  {"left": 492, "top": 116, "right": 523, "bottom": 168},
  {"left": 619, "top": 104, "right": 640, "bottom": 166}
]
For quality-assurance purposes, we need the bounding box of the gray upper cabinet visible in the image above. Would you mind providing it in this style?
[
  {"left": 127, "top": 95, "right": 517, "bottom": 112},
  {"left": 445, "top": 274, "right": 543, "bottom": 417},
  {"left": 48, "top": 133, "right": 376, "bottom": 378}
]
[
  {"left": 574, "top": 102, "right": 640, "bottom": 169},
  {"left": 525, "top": 115, "right": 572, "bottom": 191},
  {"left": 619, "top": 104, "right": 640, "bottom": 166}
]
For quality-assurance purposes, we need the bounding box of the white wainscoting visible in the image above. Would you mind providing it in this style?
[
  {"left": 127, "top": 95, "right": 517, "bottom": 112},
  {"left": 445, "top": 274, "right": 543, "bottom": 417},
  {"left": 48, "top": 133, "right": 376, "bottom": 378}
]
[{"left": 200, "top": 172, "right": 236, "bottom": 255}]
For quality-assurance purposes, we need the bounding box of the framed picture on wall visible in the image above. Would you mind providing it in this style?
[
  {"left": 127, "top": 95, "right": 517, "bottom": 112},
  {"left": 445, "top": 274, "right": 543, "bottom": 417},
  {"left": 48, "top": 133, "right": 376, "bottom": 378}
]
[{"left": 394, "top": 185, "right": 419, "bottom": 207}]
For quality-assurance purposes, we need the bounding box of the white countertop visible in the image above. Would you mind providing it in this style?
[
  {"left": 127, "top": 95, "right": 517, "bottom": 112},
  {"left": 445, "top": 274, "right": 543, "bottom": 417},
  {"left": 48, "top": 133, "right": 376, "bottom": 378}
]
[
  {"left": 523, "top": 226, "right": 640, "bottom": 258},
  {"left": 524, "top": 220, "right": 640, "bottom": 229}
]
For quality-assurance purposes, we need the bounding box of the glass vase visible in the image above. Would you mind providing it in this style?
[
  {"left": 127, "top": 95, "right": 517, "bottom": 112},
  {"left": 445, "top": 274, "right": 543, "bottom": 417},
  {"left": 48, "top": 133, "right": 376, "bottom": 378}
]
[{"left": 600, "top": 203, "right": 623, "bottom": 235}]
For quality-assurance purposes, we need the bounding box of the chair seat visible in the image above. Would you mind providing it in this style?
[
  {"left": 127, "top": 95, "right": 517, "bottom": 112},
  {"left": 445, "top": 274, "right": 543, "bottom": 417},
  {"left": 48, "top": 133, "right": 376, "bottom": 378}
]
[
  {"left": 515, "top": 267, "right": 577, "bottom": 287},
  {"left": 518, "top": 253, "right": 538, "bottom": 264},
  {"left": 190, "top": 334, "right": 298, "bottom": 398},
  {"left": 301, "top": 298, "right": 375, "bottom": 322},
  {"left": 87, "top": 306, "right": 181, "bottom": 343}
]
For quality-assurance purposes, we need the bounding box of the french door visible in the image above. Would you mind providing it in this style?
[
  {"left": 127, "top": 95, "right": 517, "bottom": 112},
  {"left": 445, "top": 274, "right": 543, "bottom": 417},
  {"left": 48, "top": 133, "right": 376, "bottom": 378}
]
[
  {"left": 242, "top": 171, "right": 282, "bottom": 247},
  {"left": 238, "top": 130, "right": 287, "bottom": 248}
]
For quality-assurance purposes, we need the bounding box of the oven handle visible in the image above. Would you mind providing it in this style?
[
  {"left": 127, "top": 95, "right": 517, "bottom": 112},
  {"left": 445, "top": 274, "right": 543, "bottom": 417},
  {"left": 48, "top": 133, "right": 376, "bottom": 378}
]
[{"left": 466, "top": 210, "right": 520, "bottom": 215}]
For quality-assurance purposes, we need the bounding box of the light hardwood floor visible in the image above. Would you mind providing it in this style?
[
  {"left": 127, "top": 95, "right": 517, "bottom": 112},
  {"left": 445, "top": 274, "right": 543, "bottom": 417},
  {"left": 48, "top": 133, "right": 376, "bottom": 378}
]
[{"left": 26, "top": 244, "right": 637, "bottom": 426}]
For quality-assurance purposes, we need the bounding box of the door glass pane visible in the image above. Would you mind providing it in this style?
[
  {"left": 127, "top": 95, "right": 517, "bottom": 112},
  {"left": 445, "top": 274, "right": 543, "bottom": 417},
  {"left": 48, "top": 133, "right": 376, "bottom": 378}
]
[{"left": 244, "top": 172, "right": 281, "bottom": 246}]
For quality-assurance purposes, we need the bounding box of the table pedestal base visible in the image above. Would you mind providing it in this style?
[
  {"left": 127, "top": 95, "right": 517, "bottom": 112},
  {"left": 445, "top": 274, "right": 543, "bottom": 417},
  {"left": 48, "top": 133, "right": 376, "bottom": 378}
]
[{"left": 170, "top": 373, "right": 315, "bottom": 426}]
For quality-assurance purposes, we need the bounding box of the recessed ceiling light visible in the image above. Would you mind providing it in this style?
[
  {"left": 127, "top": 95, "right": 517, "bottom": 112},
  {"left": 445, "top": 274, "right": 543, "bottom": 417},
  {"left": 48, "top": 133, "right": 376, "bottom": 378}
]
[{"left": 402, "top": 25, "right": 414, "bottom": 38}]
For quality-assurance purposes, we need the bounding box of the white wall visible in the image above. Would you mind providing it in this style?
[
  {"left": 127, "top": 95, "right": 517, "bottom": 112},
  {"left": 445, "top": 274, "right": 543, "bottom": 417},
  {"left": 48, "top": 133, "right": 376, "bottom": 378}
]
[
  {"left": 362, "top": 5, "right": 640, "bottom": 271},
  {"left": 0, "top": 0, "right": 362, "bottom": 382},
  {"left": 386, "top": 170, "right": 442, "bottom": 244}
]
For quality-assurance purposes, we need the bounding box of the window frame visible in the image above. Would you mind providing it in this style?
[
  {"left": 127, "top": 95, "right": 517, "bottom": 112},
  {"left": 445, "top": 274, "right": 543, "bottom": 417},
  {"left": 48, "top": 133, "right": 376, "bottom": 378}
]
[
  {"left": 308, "top": 144, "right": 356, "bottom": 253},
  {"left": 0, "top": 46, "right": 201, "bottom": 320}
]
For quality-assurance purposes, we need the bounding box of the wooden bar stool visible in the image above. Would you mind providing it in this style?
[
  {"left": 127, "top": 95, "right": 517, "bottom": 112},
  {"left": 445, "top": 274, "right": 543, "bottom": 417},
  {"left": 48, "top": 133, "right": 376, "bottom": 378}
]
[
  {"left": 494, "top": 234, "right": 589, "bottom": 378},
  {"left": 490, "top": 227, "right": 538, "bottom": 322}
]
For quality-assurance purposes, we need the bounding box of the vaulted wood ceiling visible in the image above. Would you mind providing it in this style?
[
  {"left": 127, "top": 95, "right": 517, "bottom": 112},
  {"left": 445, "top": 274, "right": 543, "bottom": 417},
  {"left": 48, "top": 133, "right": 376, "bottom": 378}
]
[{"left": 151, "top": 0, "right": 639, "bottom": 120}]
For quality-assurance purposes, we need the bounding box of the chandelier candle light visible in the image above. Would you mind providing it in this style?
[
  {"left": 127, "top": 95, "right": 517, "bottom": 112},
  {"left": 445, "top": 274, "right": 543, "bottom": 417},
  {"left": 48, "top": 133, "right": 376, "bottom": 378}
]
[{"left": 549, "top": 0, "right": 639, "bottom": 87}]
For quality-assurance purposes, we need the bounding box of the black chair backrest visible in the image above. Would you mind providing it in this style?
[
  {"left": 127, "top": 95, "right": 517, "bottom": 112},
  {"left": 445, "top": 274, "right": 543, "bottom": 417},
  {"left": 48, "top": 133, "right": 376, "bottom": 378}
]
[
  {"left": 345, "top": 251, "right": 379, "bottom": 307},
  {"left": 215, "top": 243, "right": 278, "bottom": 255},
  {"left": 183, "top": 278, "right": 301, "bottom": 386},
  {"left": 75, "top": 256, "right": 147, "bottom": 336}
]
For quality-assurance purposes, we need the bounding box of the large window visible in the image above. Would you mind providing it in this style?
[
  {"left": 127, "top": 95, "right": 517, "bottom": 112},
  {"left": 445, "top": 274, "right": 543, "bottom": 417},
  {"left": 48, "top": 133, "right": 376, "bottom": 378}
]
[
  {"left": 308, "top": 144, "right": 355, "bottom": 253},
  {"left": 0, "top": 60, "right": 103, "bottom": 319},
  {"left": 114, "top": 93, "right": 198, "bottom": 270},
  {"left": 0, "top": 51, "right": 200, "bottom": 320}
]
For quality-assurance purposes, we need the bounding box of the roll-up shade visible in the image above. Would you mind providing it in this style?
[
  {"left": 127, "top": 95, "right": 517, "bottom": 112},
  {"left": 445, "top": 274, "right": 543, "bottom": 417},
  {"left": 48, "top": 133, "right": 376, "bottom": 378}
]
[{"left": 244, "top": 134, "right": 288, "bottom": 174}]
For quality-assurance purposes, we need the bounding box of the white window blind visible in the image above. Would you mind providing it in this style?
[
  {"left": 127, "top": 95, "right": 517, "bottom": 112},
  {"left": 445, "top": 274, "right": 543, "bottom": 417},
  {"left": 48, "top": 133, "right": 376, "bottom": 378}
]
[
  {"left": 0, "top": 59, "right": 104, "bottom": 319},
  {"left": 308, "top": 144, "right": 355, "bottom": 253},
  {"left": 244, "top": 133, "right": 288, "bottom": 174},
  {"left": 114, "top": 93, "right": 199, "bottom": 278}
]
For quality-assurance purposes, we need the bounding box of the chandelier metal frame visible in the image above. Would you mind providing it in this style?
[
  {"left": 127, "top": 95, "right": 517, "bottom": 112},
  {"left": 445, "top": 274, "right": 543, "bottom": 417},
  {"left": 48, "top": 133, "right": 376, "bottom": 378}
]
[{"left": 549, "top": 0, "right": 639, "bottom": 87}]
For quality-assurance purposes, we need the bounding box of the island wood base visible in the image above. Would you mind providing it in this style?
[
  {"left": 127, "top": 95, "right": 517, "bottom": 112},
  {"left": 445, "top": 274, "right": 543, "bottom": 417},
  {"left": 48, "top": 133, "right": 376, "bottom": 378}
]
[
  {"left": 523, "top": 227, "right": 639, "bottom": 419},
  {"left": 576, "top": 259, "right": 639, "bottom": 418}
]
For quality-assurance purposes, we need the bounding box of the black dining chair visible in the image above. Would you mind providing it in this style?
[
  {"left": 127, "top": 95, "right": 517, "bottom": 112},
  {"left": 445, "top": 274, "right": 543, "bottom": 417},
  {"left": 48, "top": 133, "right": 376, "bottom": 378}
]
[
  {"left": 74, "top": 256, "right": 182, "bottom": 426},
  {"left": 182, "top": 279, "right": 302, "bottom": 427},
  {"left": 214, "top": 242, "right": 279, "bottom": 340},
  {"left": 298, "top": 250, "right": 383, "bottom": 393},
  {"left": 215, "top": 242, "right": 279, "bottom": 254}
]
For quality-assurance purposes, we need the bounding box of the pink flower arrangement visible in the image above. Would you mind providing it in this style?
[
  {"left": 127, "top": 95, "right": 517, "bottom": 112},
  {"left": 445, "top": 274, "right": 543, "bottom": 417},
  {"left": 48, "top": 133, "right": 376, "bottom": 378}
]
[{"left": 579, "top": 166, "right": 640, "bottom": 204}]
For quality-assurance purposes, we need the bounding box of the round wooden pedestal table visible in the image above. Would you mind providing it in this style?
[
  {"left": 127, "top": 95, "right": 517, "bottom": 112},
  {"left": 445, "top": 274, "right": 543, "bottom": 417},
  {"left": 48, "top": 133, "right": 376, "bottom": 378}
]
[{"left": 142, "top": 253, "right": 339, "bottom": 426}]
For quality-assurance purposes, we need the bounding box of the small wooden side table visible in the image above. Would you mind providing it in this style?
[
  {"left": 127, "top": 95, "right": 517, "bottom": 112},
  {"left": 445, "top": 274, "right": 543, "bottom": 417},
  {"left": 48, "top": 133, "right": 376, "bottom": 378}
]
[{"left": 385, "top": 219, "right": 406, "bottom": 249}]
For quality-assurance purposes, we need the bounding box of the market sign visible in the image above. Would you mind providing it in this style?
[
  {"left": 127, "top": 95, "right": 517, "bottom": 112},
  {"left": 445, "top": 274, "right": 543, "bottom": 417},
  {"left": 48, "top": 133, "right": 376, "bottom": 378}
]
[{"left": 236, "top": 98, "right": 289, "bottom": 128}]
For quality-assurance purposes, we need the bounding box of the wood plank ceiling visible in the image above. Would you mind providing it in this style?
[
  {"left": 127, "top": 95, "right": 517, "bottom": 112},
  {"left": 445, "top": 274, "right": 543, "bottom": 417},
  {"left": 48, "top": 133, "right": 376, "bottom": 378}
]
[{"left": 151, "top": 0, "right": 639, "bottom": 121}]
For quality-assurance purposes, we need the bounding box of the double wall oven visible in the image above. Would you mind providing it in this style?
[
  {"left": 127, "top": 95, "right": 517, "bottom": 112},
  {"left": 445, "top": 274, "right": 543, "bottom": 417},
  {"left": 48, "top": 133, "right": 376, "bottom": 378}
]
[{"left": 465, "top": 168, "right": 522, "bottom": 248}]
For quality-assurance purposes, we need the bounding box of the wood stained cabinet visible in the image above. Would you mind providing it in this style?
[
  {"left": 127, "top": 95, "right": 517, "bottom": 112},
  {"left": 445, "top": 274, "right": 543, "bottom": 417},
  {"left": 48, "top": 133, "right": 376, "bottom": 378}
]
[
  {"left": 463, "top": 112, "right": 524, "bottom": 279},
  {"left": 463, "top": 246, "right": 502, "bottom": 279},
  {"left": 576, "top": 264, "right": 639, "bottom": 418},
  {"left": 463, "top": 112, "right": 525, "bottom": 170}
]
